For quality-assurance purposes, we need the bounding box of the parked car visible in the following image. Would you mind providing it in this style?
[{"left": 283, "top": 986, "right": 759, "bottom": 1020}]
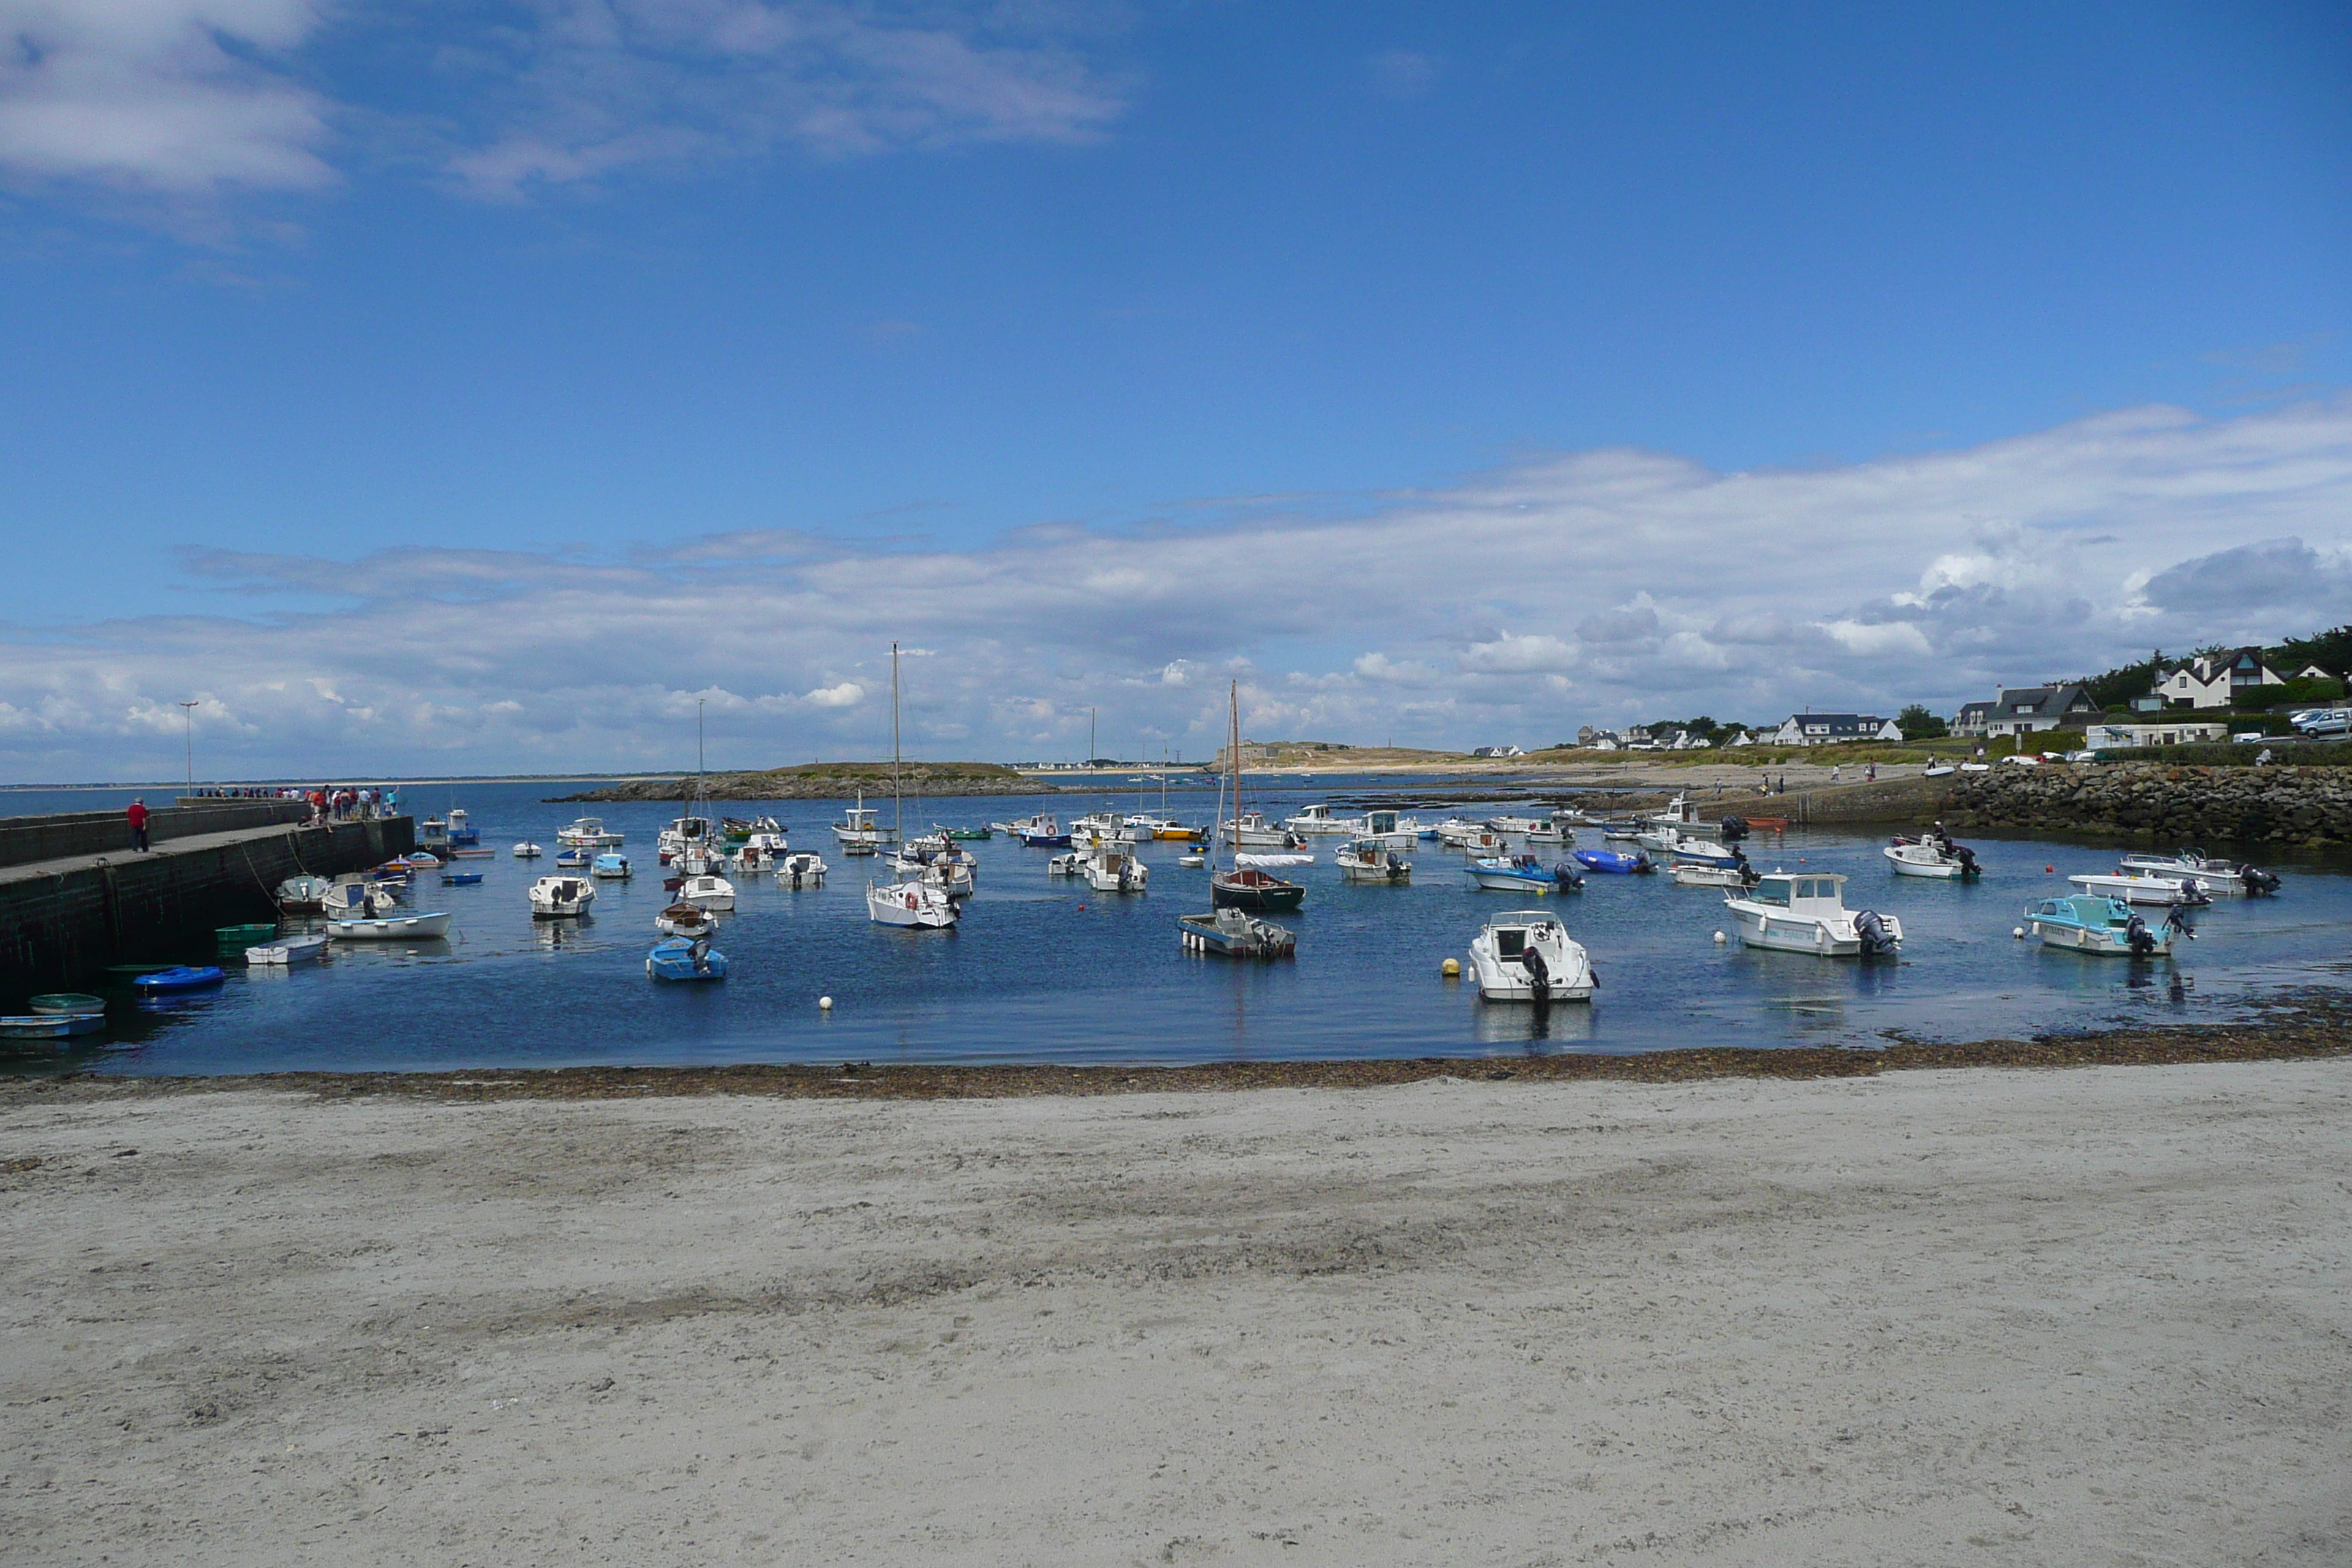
[{"left": 2289, "top": 706, "right": 2351, "bottom": 737}]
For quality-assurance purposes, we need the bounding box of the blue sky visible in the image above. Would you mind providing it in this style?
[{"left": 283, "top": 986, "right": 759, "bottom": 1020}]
[{"left": 1, "top": 1, "right": 2348, "bottom": 777}]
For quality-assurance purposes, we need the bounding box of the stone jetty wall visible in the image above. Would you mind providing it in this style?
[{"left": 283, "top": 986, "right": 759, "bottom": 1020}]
[
  {"left": 0, "top": 815, "right": 413, "bottom": 991},
  {"left": 1942, "top": 764, "right": 2352, "bottom": 848}
]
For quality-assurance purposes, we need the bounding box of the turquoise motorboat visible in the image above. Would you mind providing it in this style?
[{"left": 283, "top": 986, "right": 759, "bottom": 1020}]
[
  {"left": 647, "top": 935, "right": 728, "bottom": 981},
  {"left": 2023, "top": 894, "right": 2190, "bottom": 957}
]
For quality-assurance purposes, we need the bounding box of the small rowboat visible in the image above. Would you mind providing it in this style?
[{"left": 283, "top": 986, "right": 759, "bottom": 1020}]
[
  {"left": 448, "top": 846, "right": 495, "bottom": 859},
  {"left": 216, "top": 922, "right": 278, "bottom": 951},
  {"left": 0, "top": 1012, "right": 107, "bottom": 1040},
  {"left": 1740, "top": 816, "right": 1791, "bottom": 832},
  {"left": 513, "top": 841, "right": 543, "bottom": 858},
  {"left": 941, "top": 826, "right": 992, "bottom": 841},
  {"left": 327, "top": 911, "right": 453, "bottom": 941},
  {"left": 399, "top": 852, "right": 442, "bottom": 868},
  {"left": 132, "top": 965, "right": 226, "bottom": 993},
  {"left": 441, "top": 872, "right": 484, "bottom": 886},
  {"left": 647, "top": 936, "right": 728, "bottom": 981},
  {"left": 29, "top": 992, "right": 103, "bottom": 1015},
  {"left": 246, "top": 934, "right": 328, "bottom": 965}
]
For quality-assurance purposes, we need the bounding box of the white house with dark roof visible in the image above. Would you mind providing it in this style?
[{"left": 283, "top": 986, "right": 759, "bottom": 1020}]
[
  {"left": 1964, "top": 684, "right": 2102, "bottom": 737},
  {"left": 1768, "top": 712, "right": 1901, "bottom": 746},
  {"left": 2157, "top": 648, "right": 2286, "bottom": 709}
]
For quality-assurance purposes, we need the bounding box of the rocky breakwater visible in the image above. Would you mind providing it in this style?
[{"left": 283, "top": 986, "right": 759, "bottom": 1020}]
[
  {"left": 1944, "top": 763, "right": 2352, "bottom": 848},
  {"left": 552, "top": 761, "right": 1044, "bottom": 802}
]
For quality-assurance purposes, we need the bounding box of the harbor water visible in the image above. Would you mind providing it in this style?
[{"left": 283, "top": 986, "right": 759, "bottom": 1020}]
[{"left": 4, "top": 779, "right": 2348, "bottom": 1075}]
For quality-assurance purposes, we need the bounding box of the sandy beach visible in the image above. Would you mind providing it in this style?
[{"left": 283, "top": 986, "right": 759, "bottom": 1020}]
[{"left": 4, "top": 1060, "right": 2346, "bottom": 1566}]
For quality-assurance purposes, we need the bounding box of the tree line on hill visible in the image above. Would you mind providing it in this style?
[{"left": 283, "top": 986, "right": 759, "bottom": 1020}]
[{"left": 2068, "top": 623, "right": 2351, "bottom": 712}]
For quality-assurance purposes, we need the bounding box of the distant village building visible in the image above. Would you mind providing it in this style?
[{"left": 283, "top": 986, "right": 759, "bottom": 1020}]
[
  {"left": 2084, "top": 721, "right": 2230, "bottom": 749},
  {"left": 1471, "top": 744, "right": 1526, "bottom": 758},
  {"left": 1953, "top": 685, "right": 2100, "bottom": 738},
  {"left": 1768, "top": 712, "right": 1901, "bottom": 746}
]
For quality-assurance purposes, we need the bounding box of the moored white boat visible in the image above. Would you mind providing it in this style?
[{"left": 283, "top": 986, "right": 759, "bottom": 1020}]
[
  {"left": 775, "top": 852, "right": 828, "bottom": 888},
  {"left": 2118, "top": 850, "right": 2279, "bottom": 896},
  {"left": 245, "top": 933, "right": 328, "bottom": 965},
  {"left": 512, "top": 841, "right": 543, "bottom": 859},
  {"left": 1047, "top": 851, "right": 1086, "bottom": 877},
  {"left": 557, "top": 817, "right": 623, "bottom": 848},
  {"left": 528, "top": 875, "right": 596, "bottom": 917},
  {"left": 321, "top": 880, "right": 397, "bottom": 918},
  {"left": 832, "top": 796, "right": 896, "bottom": 855},
  {"left": 1221, "top": 811, "right": 1307, "bottom": 851},
  {"left": 867, "top": 878, "right": 958, "bottom": 927},
  {"left": 1670, "top": 861, "right": 1753, "bottom": 888},
  {"left": 1885, "top": 829, "right": 1980, "bottom": 878},
  {"left": 328, "top": 911, "right": 452, "bottom": 941},
  {"left": 1335, "top": 837, "right": 1411, "bottom": 883},
  {"left": 1282, "top": 804, "right": 1356, "bottom": 835},
  {"left": 274, "top": 875, "right": 333, "bottom": 911},
  {"left": 1177, "top": 907, "right": 1294, "bottom": 958},
  {"left": 1083, "top": 845, "right": 1148, "bottom": 892},
  {"left": 1467, "top": 911, "right": 1596, "bottom": 1001},
  {"left": 2067, "top": 871, "right": 2210, "bottom": 907},
  {"left": 1722, "top": 872, "right": 1900, "bottom": 957},
  {"left": 655, "top": 900, "right": 717, "bottom": 937},
  {"left": 1653, "top": 830, "right": 1741, "bottom": 867}
]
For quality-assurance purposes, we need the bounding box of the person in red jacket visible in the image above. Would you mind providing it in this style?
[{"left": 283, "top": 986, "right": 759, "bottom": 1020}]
[{"left": 127, "top": 798, "right": 150, "bottom": 853}]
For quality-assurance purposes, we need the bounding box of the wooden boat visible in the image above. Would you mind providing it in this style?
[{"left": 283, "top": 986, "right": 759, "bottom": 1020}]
[
  {"left": 328, "top": 912, "right": 453, "bottom": 940},
  {"left": 0, "top": 1012, "right": 107, "bottom": 1040},
  {"left": 440, "top": 872, "right": 484, "bottom": 886},
  {"left": 29, "top": 992, "right": 103, "bottom": 1015},
  {"left": 655, "top": 900, "right": 716, "bottom": 937},
  {"left": 1741, "top": 815, "right": 1791, "bottom": 831},
  {"left": 132, "top": 965, "right": 226, "bottom": 992},
  {"left": 1202, "top": 684, "right": 1305, "bottom": 916},
  {"left": 245, "top": 934, "right": 328, "bottom": 965}
]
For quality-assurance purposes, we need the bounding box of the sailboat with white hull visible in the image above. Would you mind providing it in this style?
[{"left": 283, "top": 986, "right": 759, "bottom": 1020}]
[{"left": 867, "top": 644, "right": 958, "bottom": 930}]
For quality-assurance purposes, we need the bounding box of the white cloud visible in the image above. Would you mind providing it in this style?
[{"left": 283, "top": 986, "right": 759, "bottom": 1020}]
[
  {"left": 6, "top": 397, "right": 2352, "bottom": 777},
  {"left": 0, "top": 0, "right": 333, "bottom": 195}
]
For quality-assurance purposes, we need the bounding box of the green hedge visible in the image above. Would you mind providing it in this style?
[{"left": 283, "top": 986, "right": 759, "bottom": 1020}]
[{"left": 2089, "top": 740, "right": 2352, "bottom": 766}]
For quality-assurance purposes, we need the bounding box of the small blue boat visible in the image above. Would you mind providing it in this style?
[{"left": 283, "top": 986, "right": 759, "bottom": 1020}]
[
  {"left": 1017, "top": 829, "right": 1072, "bottom": 848},
  {"left": 441, "top": 872, "right": 484, "bottom": 886},
  {"left": 647, "top": 935, "right": 728, "bottom": 981},
  {"left": 1465, "top": 854, "right": 1583, "bottom": 894},
  {"left": 131, "top": 965, "right": 226, "bottom": 993},
  {"left": 0, "top": 1012, "right": 107, "bottom": 1041},
  {"left": 592, "top": 853, "right": 633, "bottom": 879},
  {"left": 554, "top": 848, "right": 593, "bottom": 869},
  {"left": 1573, "top": 849, "right": 1654, "bottom": 875}
]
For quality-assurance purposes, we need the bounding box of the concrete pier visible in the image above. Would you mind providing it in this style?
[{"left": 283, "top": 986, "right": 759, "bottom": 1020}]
[{"left": 0, "top": 811, "right": 415, "bottom": 992}]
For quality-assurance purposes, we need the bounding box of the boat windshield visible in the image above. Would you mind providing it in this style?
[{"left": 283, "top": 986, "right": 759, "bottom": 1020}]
[{"left": 1748, "top": 877, "right": 1792, "bottom": 906}]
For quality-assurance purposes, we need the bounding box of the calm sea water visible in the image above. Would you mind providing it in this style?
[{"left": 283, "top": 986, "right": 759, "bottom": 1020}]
[{"left": 6, "top": 778, "right": 2348, "bottom": 1074}]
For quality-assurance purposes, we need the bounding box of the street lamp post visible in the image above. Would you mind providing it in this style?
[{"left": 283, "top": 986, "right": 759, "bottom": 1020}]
[{"left": 178, "top": 701, "right": 199, "bottom": 794}]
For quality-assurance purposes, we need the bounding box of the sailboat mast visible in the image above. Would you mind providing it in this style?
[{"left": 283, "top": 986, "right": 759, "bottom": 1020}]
[{"left": 891, "top": 643, "right": 902, "bottom": 840}]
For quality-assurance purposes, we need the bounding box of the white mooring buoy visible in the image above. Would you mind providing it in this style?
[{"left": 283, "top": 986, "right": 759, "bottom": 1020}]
[
  {"left": 818, "top": 995, "right": 834, "bottom": 1010},
  {"left": 1713, "top": 930, "right": 1726, "bottom": 944},
  {"left": 2012, "top": 927, "right": 2024, "bottom": 939}
]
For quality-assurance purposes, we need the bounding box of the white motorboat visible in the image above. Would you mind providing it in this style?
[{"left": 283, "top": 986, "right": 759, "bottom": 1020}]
[
  {"left": 2066, "top": 872, "right": 2210, "bottom": 908},
  {"left": 274, "top": 875, "right": 333, "bottom": 911},
  {"left": 832, "top": 795, "right": 897, "bottom": 856},
  {"left": 1067, "top": 812, "right": 1123, "bottom": 848},
  {"left": 676, "top": 873, "right": 736, "bottom": 911},
  {"left": 1670, "top": 862, "right": 1752, "bottom": 889},
  {"left": 659, "top": 814, "right": 716, "bottom": 859},
  {"left": 528, "top": 875, "right": 596, "bottom": 917},
  {"left": 328, "top": 911, "right": 452, "bottom": 941},
  {"left": 1047, "top": 851, "right": 1086, "bottom": 876},
  {"left": 1722, "top": 872, "right": 1901, "bottom": 957},
  {"left": 2025, "top": 894, "right": 2190, "bottom": 956},
  {"left": 1083, "top": 845, "right": 1149, "bottom": 893},
  {"left": 2119, "top": 850, "right": 2280, "bottom": 896},
  {"left": 1282, "top": 804, "right": 1357, "bottom": 835},
  {"left": 1221, "top": 811, "right": 1307, "bottom": 851},
  {"left": 1651, "top": 829, "right": 1741, "bottom": 866},
  {"left": 867, "top": 878, "right": 958, "bottom": 928},
  {"left": 733, "top": 831, "right": 788, "bottom": 871},
  {"left": 321, "top": 880, "right": 397, "bottom": 918},
  {"left": 557, "top": 817, "right": 624, "bottom": 848},
  {"left": 1176, "top": 845, "right": 1206, "bottom": 868},
  {"left": 1645, "top": 794, "right": 1713, "bottom": 833},
  {"left": 1486, "top": 814, "right": 1547, "bottom": 835},
  {"left": 1467, "top": 911, "right": 1596, "bottom": 1001},
  {"left": 245, "top": 933, "right": 328, "bottom": 965},
  {"left": 1354, "top": 810, "right": 1420, "bottom": 851},
  {"left": 655, "top": 900, "right": 717, "bottom": 938},
  {"left": 1434, "top": 819, "right": 1510, "bottom": 856},
  {"left": 1884, "top": 829, "right": 1980, "bottom": 879},
  {"left": 896, "top": 847, "right": 975, "bottom": 898},
  {"left": 1335, "top": 837, "right": 1411, "bottom": 883},
  {"left": 775, "top": 852, "right": 828, "bottom": 888},
  {"left": 512, "top": 841, "right": 543, "bottom": 859}
]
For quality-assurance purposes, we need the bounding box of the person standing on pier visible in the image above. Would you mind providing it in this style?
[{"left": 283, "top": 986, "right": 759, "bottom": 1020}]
[{"left": 127, "top": 798, "right": 149, "bottom": 853}]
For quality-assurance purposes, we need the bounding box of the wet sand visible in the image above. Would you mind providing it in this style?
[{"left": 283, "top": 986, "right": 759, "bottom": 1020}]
[{"left": 3, "top": 1053, "right": 2347, "bottom": 1566}]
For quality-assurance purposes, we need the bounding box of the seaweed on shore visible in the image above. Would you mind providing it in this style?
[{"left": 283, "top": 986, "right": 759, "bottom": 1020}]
[{"left": 10, "top": 990, "right": 2348, "bottom": 1105}]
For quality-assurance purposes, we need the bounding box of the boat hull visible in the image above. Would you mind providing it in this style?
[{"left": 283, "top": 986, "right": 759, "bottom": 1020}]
[
  {"left": 1178, "top": 912, "right": 1294, "bottom": 959},
  {"left": 0, "top": 1012, "right": 107, "bottom": 1039},
  {"left": 1727, "top": 906, "right": 1861, "bottom": 955},
  {"left": 647, "top": 940, "right": 728, "bottom": 981},
  {"left": 329, "top": 913, "right": 453, "bottom": 940},
  {"left": 1466, "top": 867, "right": 1557, "bottom": 894},
  {"left": 1884, "top": 846, "right": 1965, "bottom": 878},
  {"left": 1468, "top": 934, "right": 1595, "bottom": 1001},
  {"left": 245, "top": 935, "right": 328, "bottom": 965},
  {"left": 1212, "top": 870, "right": 1304, "bottom": 912},
  {"left": 867, "top": 883, "right": 957, "bottom": 928}
]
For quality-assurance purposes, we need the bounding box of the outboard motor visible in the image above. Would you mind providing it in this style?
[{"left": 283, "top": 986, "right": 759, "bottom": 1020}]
[
  {"left": 1553, "top": 862, "right": 1585, "bottom": 892},
  {"left": 2176, "top": 878, "right": 2213, "bottom": 908},
  {"left": 1719, "top": 815, "right": 1748, "bottom": 842},
  {"left": 2125, "top": 913, "right": 2157, "bottom": 957},
  {"left": 1631, "top": 853, "right": 1655, "bottom": 875},
  {"left": 1853, "top": 909, "right": 1900, "bottom": 957},
  {"left": 2240, "top": 864, "right": 2281, "bottom": 895},
  {"left": 1521, "top": 943, "right": 1552, "bottom": 1006}
]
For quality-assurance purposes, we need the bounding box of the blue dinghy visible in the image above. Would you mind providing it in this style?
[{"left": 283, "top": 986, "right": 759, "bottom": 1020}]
[
  {"left": 1466, "top": 854, "right": 1583, "bottom": 894},
  {"left": 0, "top": 1012, "right": 107, "bottom": 1041},
  {"left": 440, "top": 871, "right": 483, "bottom": 886},
  {"left": 131, "top": 965, "right": 225, "bottom": 993},
  {"left": 647, "top": 936, "right": 728, "bottom": 981},
  {"left": 1572, "top": 849, "right": 1654, "bottom": 875}
]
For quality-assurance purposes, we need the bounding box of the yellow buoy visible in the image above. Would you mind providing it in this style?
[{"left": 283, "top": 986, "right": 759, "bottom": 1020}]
[{"left": 1440, "top": 957, "right": 1460, "bottom": 977}]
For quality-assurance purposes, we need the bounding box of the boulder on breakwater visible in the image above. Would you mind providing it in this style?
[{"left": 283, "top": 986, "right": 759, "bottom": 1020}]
[{"left": 1942, "top": 762, "right": 2352, "bottom": 847}]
